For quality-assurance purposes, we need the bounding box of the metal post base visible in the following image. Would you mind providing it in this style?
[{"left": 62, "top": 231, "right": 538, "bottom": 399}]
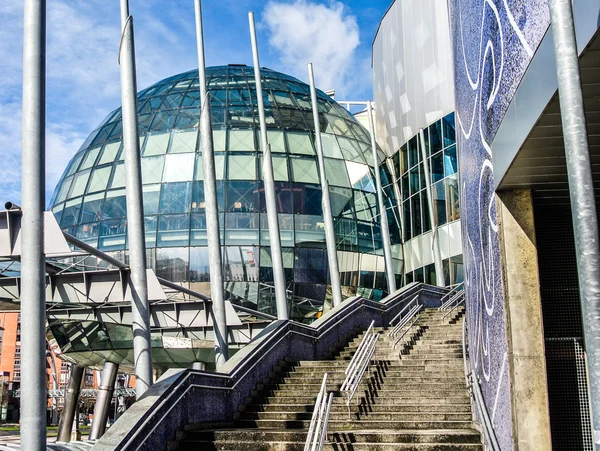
[
  {"left": 89, "top": 361, "right": 119, "bottom": 440},
  {"left": 57, "top": 365, "right": 84, "bottom": 442}
]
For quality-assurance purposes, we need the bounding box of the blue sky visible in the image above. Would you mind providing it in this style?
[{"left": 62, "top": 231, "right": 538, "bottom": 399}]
[{"left": 0, "top": 0, "right": 390, "bottom": 206}]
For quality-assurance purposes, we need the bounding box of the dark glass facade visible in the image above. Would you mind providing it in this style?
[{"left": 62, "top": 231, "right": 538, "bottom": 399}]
[{"left": 49, "top": 65, "right": 402, "bottom": 321}]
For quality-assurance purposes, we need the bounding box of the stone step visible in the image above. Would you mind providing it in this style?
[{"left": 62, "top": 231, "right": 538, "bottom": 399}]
[
  {"left": 283, "top": 375, "right": 465, "bottom": 385},
  {"left": 244, "top": 403, "right": 472, "bottom": 414},
  {"left": 251, "top": 396, "right": 471, "bottom": 406},
  {"left": 233, "top": 419, "right": 475, "bottom": 430},
  {"left": 238, "top": 411, "right": 474, "bottom": 422}
]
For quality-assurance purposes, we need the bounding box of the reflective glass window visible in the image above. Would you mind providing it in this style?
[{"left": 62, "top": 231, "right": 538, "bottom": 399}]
[
  {"left": 338, "top": 137, "right": 363, "bottom": 163},
  {"left": 421, "top": 193, "right": 431, "bottom": 233},
  {"left": 189, "top": 247, "right": 210, "bottom": 282},
  {"left": 354, "top": 191, "right": 377, "bottom": 221},
  {"left": 65, "top": 153, "right": 84, "bottom": 177},
  {"left": 408, "top": 136, "right": 419, "bottom": 167},
  {"left": 102, "top": 189, "right": 127, "bottom": 219},
  {"left": 430, "top": 151, "right": 444, "bottom": 183},
  {"left": 335, "top": 218, "right": 358, "bottom": 251},
  {"left": 225, "top": 213, "right": 259, "bottom": 245},
  {"left": 444, "top": 145, "right": 458, "bottom": 176},
  {"left": 194, "top": 154, "right": 204, "bottom": 180},
  {"left": 287, "top": 131, "right": 314, "bottom": 155},
  {"left": 401, "top": 173, "right": 409, "bottom": 201},
  {"left": 433, "top": 180, "right": 447, "bottom": 226},
  {"left": 400, "top": 144, "right": 408, "bottom": 174},
  {"left": 170, "top": 129, "right": 197, "bottom": 154},
  {"left": 294, "top": 215, "right": 326, "bottom": 247},
  {"left": 213, "top": 130, "right": 226, "bottom": 151},
  {"left": 392, "top": 151, "right": 400, "bottom": 179},
  {"left": 145, "top": 216, "right": 157, "bottom": 248},
  {"left": 88, "top": 166, "right": 112, "bottom": 193},
  {"left": 228, "top": 154, "right": 257, "bottom": 180},
  {"left": 156, "top": 247, "right": 189, "bottom": 281},
  {"left": 227, "top": 181, "right": 259, "bottom": 212},
  {"left": 143, "top": 184, "right": 161, "bottom": 215},
  {"left": 159, "top": 182, "right": 192, "bottom": 214},
  {"left": 229, "top": 129, "right": 256, "bottom": 151},
  {"left": 258, "top": 181, "right": 293, "bottom": 213},
  {"left": 163, "top": 153, "right": 194, "bottom": 182},
  {"left": 403, "top": 201, "right": 412, "bottom": 240},
  {"left": 80, "top": 193, "right": 104, "bottom": 224},
  {"left": 191, "top": 181, "right": 225, "bottom": 212},
  {"left": 76, "top": 222, "right": 99, "bottom": 244},
  {"left": 110, "top": 162, "right": 126, "bottom": 189},
  {"left": 99, "top": 218, "right": 127, "bottom": 251},
  {"left": 271, "top": 155, "right": 289, "bottom": 181},
  {"left": 70, "top": 169, "right": 91, "bottom": 198},
  {"left": 267, "top": 130, "right": 286, "bottom": 153},
  {"left": 430, "top": 120, "right": 443, "bottom": 154},
  {"left": 294, "top": 248, "right": 327, "bottom": 283},
  {"left": 141, "top": 156, "right": 165, "bottom": 184},
  {"left": 409, "top": 166, "right": 420, "bottom": 195},
  {"left": 80, "top": 147, "right": 101, "bottom": 170},
  {"left": 446, "top": 175, "right": 460, "bottom": 221},
  {"left": 410, "top": 194, "right": 422, "bottom": 237},
  {"left": 321, "top": 133, "right": 343, "bottom": 159},
  {"left": 442, "top": 113, "right": 456, "bottom": 148},
  {"left": 329, "top": 187, "right": 353, "bottom": 218},
  {"left": 324, "top": 158, "right": 350, "bottom": 187},
  {"left": 215, "top": 153, "right": 226, "bottom": 180},
  {"left": 143, "top": 132, "right": 170, "bottom": 156},
  {"left": 157, "top": 214, "right": 190, "bottom": 247},
  {"left": 99, "top": 142, "right": 121, "bottom": 165},
  {"left": 60, "top": 198, "right": 83, "bottom": 227},
  {"left": 260, "top": 213, "right": 294, "bottom": 246},
  {"left": 293, "top": 183, "right": 322, "bottom": 215},
  {"left": 291, "top": 157, "right": 319, "bottom": 183}
]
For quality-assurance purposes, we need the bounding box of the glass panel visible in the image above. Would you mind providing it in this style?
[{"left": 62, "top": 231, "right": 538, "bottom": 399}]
[
  {"left": 293, "top": 183, "right": 322, "bottom": 215},
  {"left": 65, "top": 153, "right": 84, "bottom": 177},
  {"left": 408, "top": 136, "right": 419, "bottom": 168},
  {"left": 226, "top": 181, "right": 259, "bottom": 212},
  {"left": 409, "top": 166, "right": 420, "bottom": 195},
  {"left": 99, "top": 218, "right": 126, "bottom": 251},
  {"left": 194, "top": 154, "right": 204, "bottom": 181},
  {"left": 400, "top": 144, "right": 408, "bottom": 174},
  {"left": 228, "top": 154, "right": 257, "bottom": 180},
  {"left": 102, "top": 189, "right": 127, "bottom": 219},
  {"left": 433, "top": 180, "right": 447, "bottom": 226},
  {"left": 338, "top": 137, "right": 363, "bottom": 163},
  {"left": 430, "top": 120, "right": 443, "bottom": 154},
  {"left": 294, "top": 215, "right": 326, "bottom": 246},
  {"left": 170, "top": 129, "right": 197, "bottom": 154},
  {"left": 335, "top": 218, "right": 357, "bottom": 250},
  {"left": 442, "top": 112, "right": 456, "bottom": 148},
  {"left": 324, "top": 158, "right": 350, "bottom": 187},
  {"left": 190, "top": 212, "right": 224, "bottom": 245},
  {"left": 99, "top": 142, "right": 121, "bottom": 165},
  {"left": 271, "top": 155, "right": 289, "bottom": 181},
  {"left": 60, "top": 198, "right": 83, "bottom": 227},
  {"left": 80, "top": 193, "right": 104, "bottom": 224},
  {"left": 421, "top": 192, "right": 431, "bottom": 233},
  {"left": 329, "top": 187, "right": 353, "bottom": 218},
  {"left": 159, "top": 182, "right": 192, "bottom": 214},
  {"left": 224, "top": 246, "right": 260, "bottom": 283},
  {"left": 143, "top": 132, "right": 170, "bottom": 156},
  {"left": 392, "top": 151, "right": 400, "bottom": 178},
  {"left": 145, "top": 216, "right": 157, "bottom": 247},
  {"left": 156, "top": 248, "right": 189, "bottom": 281},
  {"left": 213, "top": 130, "right": 226, "bottom": 151},
  {"left": 76, "top": 222, "right": 99, "bottom": 244},
  {"left": 143, "top": 184, "right": 161, "bottom": 215},
  {"left": 267, "top": 130, "right": 286, "bottom": 153},
  {"left": 321, "top": 133, "right": 343, "bottom": 159},
  {"left": 259, "top": 182, "right": 293, "bottom": 213},
  {"left": 215, "top": 153, "right": 225, "bottom": 180},
  {"left": 446, "top": 175, "right": 460, "bottom": 221},
  {"left": 403, "top": 201, "right": 412, "bottom": 240},
  {"left": 87, "top": 166, "right": 112, "bottom": 193},
  {"left": 444, "top": 144, "right": 458, "bottom": 176},
  {"left": 157, "top": 214, "right": 190, "bottom": 247},
  {"left": 410, "top": 194, "right": 422, "bottom": 237},
  {"left": 55, "top": 176, "right": 73, "bottom": 204},
  {"left": 430, "top": 151, "right": 444, "bottom": 183},
  {"left": 225, "top": 213, "right": 259, "bottom": 245},
  {"left": 141, "top": 155, "right": 165, "bottom": 184},
  {"left": 189, "top": 247, "right": 210, "bottom": 282},
  {"left": 260, "top": 213, "right": 294, "bottom": 246},
  {"left": 228, "top": 129, "right": 256, "bottom": 151},
  {"left": 291, "top": 157, "right": 319, "bottom": 183},
  {"left": 354, "top": 191, "right": 377, "bottom": 221},
  {"left": 70, "top": 169, "right": 91, "bottom": 198},
  {"left": 80, "top": 147, "right": 101, "bottom": 170},
  {"left": 286, "top": 131, "right": 314, "bottom": 155},
  {"left": 294, "top": 248, "right": 327, "bottom": 283},
  {"left": 110, "top": 162, "right": 126, "bottom": 189},
  {"left": 163, "top": 153, "right": 194, "bottom": 182},
  {"left": 191, "top": 181, "right": 225, "bottom": 212}
]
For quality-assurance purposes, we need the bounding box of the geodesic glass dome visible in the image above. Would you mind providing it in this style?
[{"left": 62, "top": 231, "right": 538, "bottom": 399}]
[{"left": 49, "top": 65, "right": 402, "bottom": 321}]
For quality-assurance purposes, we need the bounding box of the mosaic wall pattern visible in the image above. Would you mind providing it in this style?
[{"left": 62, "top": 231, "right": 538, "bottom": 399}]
[
  {"left": 49, "top": 65, "right": 402, "bottom": 321},
  {"left": 448, "top": 1, "right": 550, "bottom": 449}
]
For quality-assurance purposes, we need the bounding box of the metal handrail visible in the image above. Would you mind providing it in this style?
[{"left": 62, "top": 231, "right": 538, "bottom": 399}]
[
  {"left": 441, "top": 292, "right": 465, "bottom": 321},
  {"left": 304, "top": 373, "right": 333, "bottom": 451},
  {"left": 389, "top": 303, "right": 419, "bottom": 338},
  {"left": 341, "top": 320, "right": 379, "bottom": 415},
  {"left": 462, "top": 318, "right": 500, "bottom": 451},
  {"left": 440, "top": 290, "right": 463, "bottom": 311},
  {"left": 438, "top": 282, "right": 463, "bottom": 309},
  {"left": 392, "top": 304, "right": 423, "bottom": 351},
  {"left": 389, "top": 295, "right": 419, "bottom": 330}
]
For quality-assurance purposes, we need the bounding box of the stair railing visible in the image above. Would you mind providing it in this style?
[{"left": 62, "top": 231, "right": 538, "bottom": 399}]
[
  {"left": 388, "top": 295, "right": 423, "bottom": 351},
  {"left": 304, "top": 373, "right": 334, "bottom": 451},
  {"left": 441, "top": 291, "right": 465, "bottom": 322},
  {"left": 438, "top": 282, "right": 464, "bottom": 310},
  {"left": 341, "top": 320, "right": 379, "bottom": 416},
  {"left": 462, "top": 318, "right": 500, "bottom": 451}
]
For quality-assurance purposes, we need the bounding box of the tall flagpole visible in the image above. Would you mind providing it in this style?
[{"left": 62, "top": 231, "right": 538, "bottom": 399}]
[
  {"left": 196, "top": 0, "right": 229, "bottom": 367},
  {"left": 118, "top": 0, "right": 153, "bottom": 395},
  {"left": 20, "top": 0, "right": 47, "bottom": 447},
  {"left": 367, "top": 101, "right": 397, "bottom": 294},
  {"left": 249, "top": 12, "right": 289, "bottom": 320},
  {"left": 307, "top": 63, "right": 343, "bottom": 308}
]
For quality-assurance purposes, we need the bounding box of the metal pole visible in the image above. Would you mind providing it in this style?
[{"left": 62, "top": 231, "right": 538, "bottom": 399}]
[
  {"left": 195, "top": 0, "right": 229, "bottom": 368},
  {"left": 367, "top": 101, "right": 397, "bottom": 294},
  {"left": 89, "top": 361, "right": 119, "bottom": 440},
  {"left": 118, "top": 0, "right": 153, "bottom": 395},
  {"left": 307, "top": 63, "right": 343, "bottom": 308},
  {"left": 248, "top": 11, "right": 288, "bottom": 320},
  {"left": 57, "top": 365, "right": 84, "bottom": 442},
  {"left": 47, "top": 349, "right": 59, "bottom": 425},
  {"left": 20, "top": 0, "right": 46, "bottom": 448},
  {"left": 550, "top": 1, "right": 600, "bottom": 446},
  {"left": 419, "top": 128, "right": 445, "bottom": 287}
]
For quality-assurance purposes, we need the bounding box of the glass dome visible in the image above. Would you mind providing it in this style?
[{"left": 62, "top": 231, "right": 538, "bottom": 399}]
[{"left": 49, "top": 65, "right": 402, "bottom": 321}]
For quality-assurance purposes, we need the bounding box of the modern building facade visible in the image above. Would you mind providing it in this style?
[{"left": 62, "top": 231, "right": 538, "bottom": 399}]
[
  {"left": 48, "top": 65, "right": 403, "bottom": 322},
  {"left": 372, "top": 0, "right": 462, "bottom": 287}
]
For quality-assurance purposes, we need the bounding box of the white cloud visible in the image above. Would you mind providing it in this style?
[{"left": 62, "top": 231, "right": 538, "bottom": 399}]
[{"left": 263, "top": 0, "right": 360, "bottom": 96}]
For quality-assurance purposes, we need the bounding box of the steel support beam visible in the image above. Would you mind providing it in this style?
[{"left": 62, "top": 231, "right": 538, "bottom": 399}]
[
  {"left": 419, "top": 128, "right": 445, "bottom": 287},
  {"left": 20, "top": 0, "right": 46, "bottom": 448},
  {"left": 57, "top": 365, "right": 84, "bottom": 442},
  {"left": 89, "top": 361, "right": 119, "bottom": 440},
  {"left": 194, "top": 0, "right": 229, "bottom": 368},
  {"left": 307, "top": 63, "right": 343, "bottom": 308},
  {"left": 249, "top": 12, "right": 288, "bottom": 320},
  {"left": 367, "top": 101, "right": 397, "bottom": 294},
  {"left": 550, "top": 0, "right": 600, "bottom": 447},
  {"left": 118, "top": 0, "right": 152, "bottom": 395}
]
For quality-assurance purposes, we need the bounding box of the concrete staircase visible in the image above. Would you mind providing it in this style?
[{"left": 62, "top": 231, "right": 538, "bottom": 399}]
[{"left": 174, "top": 308, "right": 482, "bottom": 450}]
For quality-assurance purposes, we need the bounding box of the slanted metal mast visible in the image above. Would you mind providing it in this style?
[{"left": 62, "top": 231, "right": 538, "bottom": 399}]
[
  {"left": 118, "top": 0, "right": 153, "bottom": 394},
  {"left": 195, "top": 0, "right": 229, "bottom": 367}
]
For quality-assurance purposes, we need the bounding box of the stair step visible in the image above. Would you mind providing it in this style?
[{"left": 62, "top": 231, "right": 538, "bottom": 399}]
[{"left": 233, "top": 419, "right": 475, "bottom": 430}]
